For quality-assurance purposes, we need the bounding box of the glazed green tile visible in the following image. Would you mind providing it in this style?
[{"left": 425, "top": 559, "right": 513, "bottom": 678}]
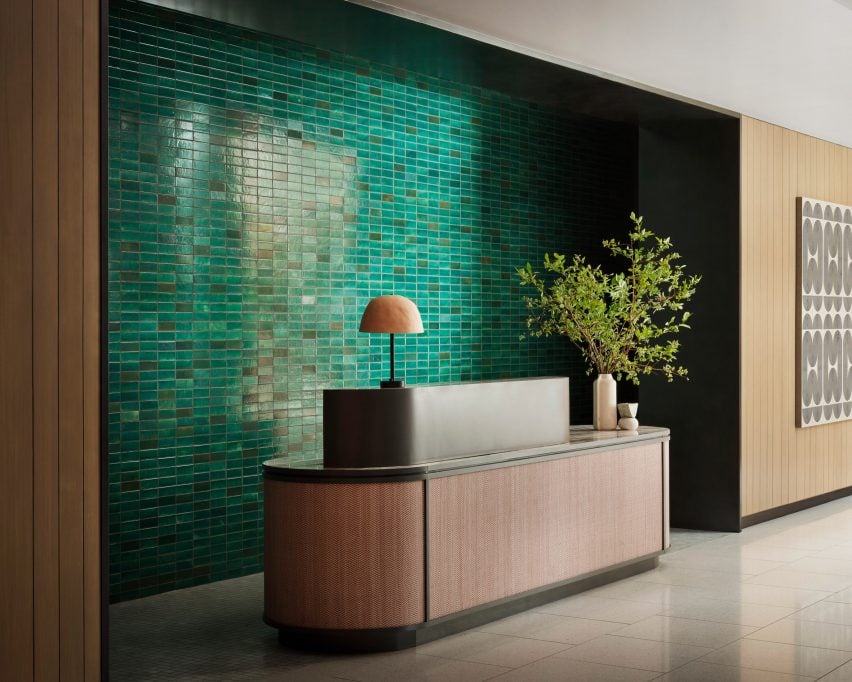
[{"left": 107, "top": 0, "right": 634, "bottom": 602}]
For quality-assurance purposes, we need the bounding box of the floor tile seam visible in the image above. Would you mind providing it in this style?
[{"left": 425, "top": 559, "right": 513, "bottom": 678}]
[
  {"left": 412, "top": 651, "right": 514, "bottom": 674},
  {"left": 537, "top": 602, "right": 662, "bottom": 626},
  {"left": 469, "top": 628, "right": 584, "bottom": 646},
  {"left": 482, "top": 647, "right": 656, "bottom": 681},
  {"left": 659, "top": 561, "right": 780, "bottom": 577},
  {"left": 608, "top": 612, "right": 761, "bottom": 633},
  {"left": 790, "top": 612, "right": 852, "bottom": 625},
  {"left": 595, "top": 632, "right": 715, "bottom": 652},
  {"left": 531, "top": 605, "right": 663, "bottom": 625},
  {"left": 698, "top": 640, "right": 852, "bottom": 673},
  {"left": 816, "top": 659, "right": 852, "bottom": 681},
  {"left": 480, "top": 610, "right": 638, "bottom": 626},
  {"left": 745, "top": 574, "right": 852, "bottom": 588},
  {"left": 744, "top": 630, "right": 852, "bottom": 653},
  {"left": 604, "top": 630, "right": 751, "bottom": 649},
  {"left": 636, "top": 564, "right": 759, "bottom": 577},
  {"left": 695, "top": 649, "right": 816, "bottom": 677},
  {"left": 414, "top": 644, "right": 572, "bottom": 669}
]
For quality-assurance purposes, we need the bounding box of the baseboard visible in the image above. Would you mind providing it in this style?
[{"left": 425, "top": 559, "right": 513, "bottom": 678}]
[{"left": 741, "top": 485, "right": 852, "bottom": 528}]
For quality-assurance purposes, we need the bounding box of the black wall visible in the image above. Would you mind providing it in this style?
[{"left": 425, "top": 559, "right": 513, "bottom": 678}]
[{"left": 638, "top": 119, "right": 741, "bottom": 531}]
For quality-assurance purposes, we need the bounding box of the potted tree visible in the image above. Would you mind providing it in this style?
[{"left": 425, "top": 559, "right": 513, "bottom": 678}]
[{"left": 517, "top": 213, "right": 700, "bottom": 430}]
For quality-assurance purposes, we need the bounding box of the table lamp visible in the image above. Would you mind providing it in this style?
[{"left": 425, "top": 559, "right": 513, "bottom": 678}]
[{"left": 359, "top": 295, "right": 424, "bottom": 388}]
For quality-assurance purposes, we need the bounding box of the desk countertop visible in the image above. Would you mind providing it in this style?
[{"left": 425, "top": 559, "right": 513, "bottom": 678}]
[{"left": 263, "top": 425, "right": 669, "bottom": 482}]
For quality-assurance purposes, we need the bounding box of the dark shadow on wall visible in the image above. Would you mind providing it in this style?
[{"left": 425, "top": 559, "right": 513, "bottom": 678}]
[{"left": 638, "top": 118, "right": 741, "bottom": 531}]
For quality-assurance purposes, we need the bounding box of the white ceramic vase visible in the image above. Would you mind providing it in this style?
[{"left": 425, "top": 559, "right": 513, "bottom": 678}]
[{"left": 593, "top": 373, "right": 618, "bottom": 430}]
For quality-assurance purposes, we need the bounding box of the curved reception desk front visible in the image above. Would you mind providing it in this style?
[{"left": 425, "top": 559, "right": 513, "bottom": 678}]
[{"left": 263, "top": 422, "right": 670, "bottom": 651}]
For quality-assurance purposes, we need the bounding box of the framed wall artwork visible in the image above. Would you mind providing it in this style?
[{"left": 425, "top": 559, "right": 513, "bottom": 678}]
[{"left": 798, "top": 196, "right": 852, "bottom": 427}]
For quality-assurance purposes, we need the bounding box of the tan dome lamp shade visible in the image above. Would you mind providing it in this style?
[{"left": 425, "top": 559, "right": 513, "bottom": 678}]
[{"left": 359, "top": 295, "right": 424, "bottom": 388}]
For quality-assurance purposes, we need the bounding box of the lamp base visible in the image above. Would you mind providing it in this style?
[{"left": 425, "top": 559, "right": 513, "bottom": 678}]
[{"left": 380, "top": 380, "right": 405, "bottom": 389}]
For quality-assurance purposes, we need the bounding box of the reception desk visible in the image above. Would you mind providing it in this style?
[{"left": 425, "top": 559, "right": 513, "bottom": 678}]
[{"left": 263, "top": 424, "right": 670, "bottom": 651}]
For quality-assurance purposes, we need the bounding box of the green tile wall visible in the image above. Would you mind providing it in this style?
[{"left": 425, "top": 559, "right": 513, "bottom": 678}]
[{"left": 108, "top": 0, "right": 636, "bottom": 601}]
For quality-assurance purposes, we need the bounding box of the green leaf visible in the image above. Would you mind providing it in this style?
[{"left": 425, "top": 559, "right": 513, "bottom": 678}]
[{"left": 516, "top": 212, "right": 700, "bottom": 384}]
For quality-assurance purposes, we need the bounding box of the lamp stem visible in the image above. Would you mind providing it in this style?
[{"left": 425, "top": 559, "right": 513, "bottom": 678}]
[
  {"left": 389, "top": 333, "right": 395, "bottom": 383},
  {"left": 380, "top": 334, "right": 403, "bottom": 388}
]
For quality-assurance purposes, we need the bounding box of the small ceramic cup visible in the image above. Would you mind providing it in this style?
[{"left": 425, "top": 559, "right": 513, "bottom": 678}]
[{"left": 617, "top": 402, "right": 638, "bottom": 418}]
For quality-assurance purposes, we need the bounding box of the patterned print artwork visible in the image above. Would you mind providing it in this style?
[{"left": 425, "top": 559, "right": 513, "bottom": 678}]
[{"left": 798, "top": 197, "right": 852, "bottom": 427}]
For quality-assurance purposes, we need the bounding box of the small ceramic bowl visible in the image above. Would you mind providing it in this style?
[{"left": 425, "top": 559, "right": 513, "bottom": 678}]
[{"left": 617, "top": 402, "right": 638, "bottom": 418}]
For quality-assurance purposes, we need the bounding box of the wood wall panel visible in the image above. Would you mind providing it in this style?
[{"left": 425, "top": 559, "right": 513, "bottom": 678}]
[
  {"left": 741, "top": 116, "right": 852, "bottom": 517},
  {"left": 0, "top": 0, "right": 35, "bottom": 678},
  {"left": 33, "top": 0, "right": 60, "bottom": 676},
  {"left": 58, "top": 0, "right": 87, "bottom": 675},
  {"left": 82, "top": 0, "right": 101, "bottom": 673},
  {"left": 0, "top": 0, "right": 100, "bottom": 678}
]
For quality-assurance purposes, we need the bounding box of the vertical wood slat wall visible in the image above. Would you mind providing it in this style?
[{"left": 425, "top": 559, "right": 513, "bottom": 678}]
[
  {"left": 741, "top": 116, "right": 852, "bottom": 517},
  {"left": 1, "top": 0, "right": 100, "bottom": 679}
]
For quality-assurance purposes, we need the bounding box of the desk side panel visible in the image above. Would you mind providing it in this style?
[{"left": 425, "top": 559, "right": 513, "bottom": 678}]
[
  {"left": 428, "top": 443, "right": 664, "bottom": 619},
  {"left": 264, "top": 479, "right": 425, "bottom": 629}
]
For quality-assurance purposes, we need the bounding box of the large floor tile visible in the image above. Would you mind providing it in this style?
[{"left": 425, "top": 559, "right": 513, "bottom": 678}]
[
  {"left": 819, "top": 659, "right": 852, "bottom": 681},
  {"left": 535, "top": 595, "right": 663, "bottom": 624},
  {"left": 586, "top": 580, "right": 712, "bottom": 607},
  {"left": 476, "top": 611, "right": 622, "bottom": 643},
  {"left": 487, "top": 657, "right": 659, "bottom": 681},
  {"left": 612, "top": 615, "right": 755, "bottom": 648},
  {"left": 829, "top": 586, "right": 852, "bottom": 604},
  {"left": 555, "top": 634, "right": 712, "bottom": 672},
  {"left": 656, "top": 660, "right": 813, "bottom": 681},
  {"left": 812, "top": 546, "right": 852, "bottom": 562},
  {"left": 794, "top": 600, "right": 852, "bottom": 626},
  {"left": 746, "top": 569, "right": 852, "bottom": 593},
  {"left": 703, "top": 638, "right": 852, "bottom": 678},
  {"left": 719, "top": 545, "right": 811, "bottom": 562},
  {"left": 788, "top": 557, "right": 852, "bottom": 576},
  {"left": 662, "top": 552, "right": 783, "bottom": 575},
  {"left": 416, "top": 631, "right": 569, "bottom": 668},
  {"left": 660, "top": 595, "right": 795, "bottom": 627},
  {"left": 750, "top": 530, "right": 850, "bottom": 551},
  {"left": 295, "top": 651, "right": 508, "bottom": 682},
  {"left": 633, "top": 565, "right": 748, "bottom": 589},
  {"left": 700, "top": 582, "right": 831, "bottom": 609},
  {"left": 747, "top": 618, "right": 852, "bottom": 651},
  {"left": 258, "top": 668, "right": 357, "bottom": 682}
]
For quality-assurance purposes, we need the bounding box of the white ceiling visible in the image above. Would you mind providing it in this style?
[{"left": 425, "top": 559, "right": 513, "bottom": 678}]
[{"left": 353, "top": 0, "right": 852, "bottom": 148}]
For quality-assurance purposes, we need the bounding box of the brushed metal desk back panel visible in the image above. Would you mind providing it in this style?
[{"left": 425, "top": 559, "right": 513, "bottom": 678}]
[{"left": 323, "top": 377, "right": 570, "bottom": 468}]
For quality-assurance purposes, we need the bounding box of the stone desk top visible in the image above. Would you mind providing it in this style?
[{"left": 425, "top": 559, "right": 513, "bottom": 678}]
[{"left": 263, "top": 425, "right": 670, "bottom": 482}]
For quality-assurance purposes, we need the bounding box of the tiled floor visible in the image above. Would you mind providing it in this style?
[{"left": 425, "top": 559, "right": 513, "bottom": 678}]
[{"left": 111, "top": 496, "right": 852, "bottom": 681}]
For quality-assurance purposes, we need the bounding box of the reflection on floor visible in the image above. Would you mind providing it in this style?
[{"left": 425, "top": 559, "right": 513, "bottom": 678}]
[{"left": 111, "top": 497, "right": 852, "bottom": 681}]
